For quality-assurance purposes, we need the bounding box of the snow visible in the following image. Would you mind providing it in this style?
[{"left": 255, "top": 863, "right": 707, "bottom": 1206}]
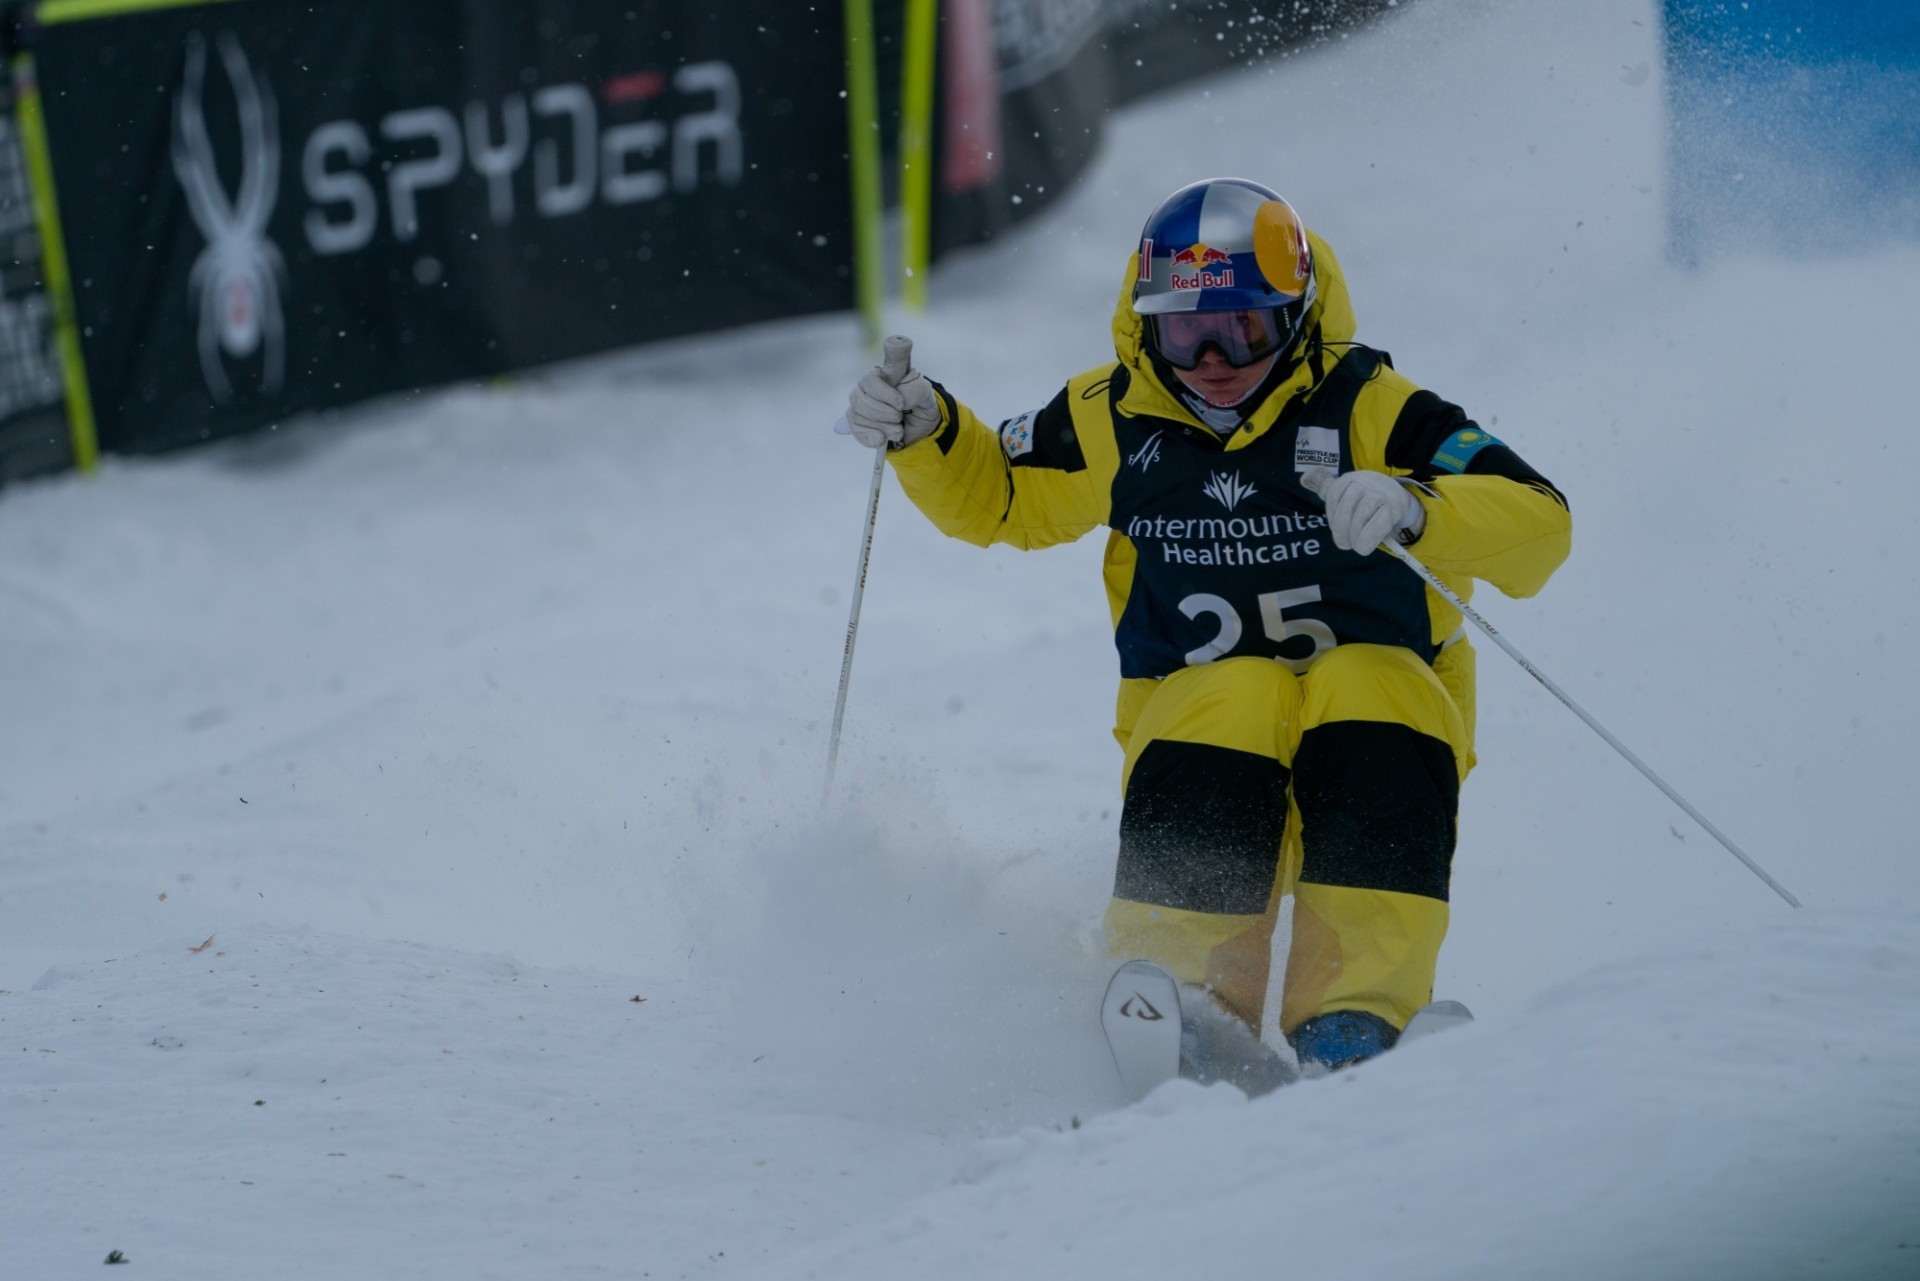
[{"left": 4, "top": 1, "right": 1917, "bottom": 1277}]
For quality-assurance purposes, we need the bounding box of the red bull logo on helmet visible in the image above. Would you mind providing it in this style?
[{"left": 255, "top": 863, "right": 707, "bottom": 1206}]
[{"left": 1167, "top": 242, "right": 1235, "bottom": 291}]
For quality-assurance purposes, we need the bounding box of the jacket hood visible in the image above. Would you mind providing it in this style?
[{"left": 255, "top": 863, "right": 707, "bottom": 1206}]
[{"left": 1110, "top": 227, "right": 1356, "bottom": 442}]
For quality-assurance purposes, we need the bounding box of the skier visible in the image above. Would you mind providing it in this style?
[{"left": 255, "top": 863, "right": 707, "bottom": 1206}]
[{"left": 840, "top": 177, "right": 1571, "bottom": 1081}]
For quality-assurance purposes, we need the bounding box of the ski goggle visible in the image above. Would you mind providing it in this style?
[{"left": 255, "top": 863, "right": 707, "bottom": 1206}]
[{"left": 1148, "top": 304, "right": 1302, "bottom": 370}]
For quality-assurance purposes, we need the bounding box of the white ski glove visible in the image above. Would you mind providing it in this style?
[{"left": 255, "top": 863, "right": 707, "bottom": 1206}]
[
  {"left": 840, "top": 335, "right": 941, "bottom": 450},
  {"left": 1302, "top": 468, "right": 1425, "bottom": 554}
]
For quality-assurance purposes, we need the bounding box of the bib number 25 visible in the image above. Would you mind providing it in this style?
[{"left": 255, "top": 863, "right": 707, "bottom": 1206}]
[{"left": 1178, "top": 585, "right": 1335, "bottom": 673}]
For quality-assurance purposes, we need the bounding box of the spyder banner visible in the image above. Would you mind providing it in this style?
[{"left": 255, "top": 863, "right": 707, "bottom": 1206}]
[{"left": 26, "top": 0, "right": 852, "bottom": 453}]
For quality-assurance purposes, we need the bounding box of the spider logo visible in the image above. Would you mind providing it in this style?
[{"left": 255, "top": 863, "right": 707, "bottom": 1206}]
[{"left": 172, "top": 31, "right": 286, "bottom": 404}]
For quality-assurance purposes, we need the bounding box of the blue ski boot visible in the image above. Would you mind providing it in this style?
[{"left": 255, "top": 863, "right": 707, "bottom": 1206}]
[{"left": 1288, "top": 1009, "right": 1400, "bottom": 1074}]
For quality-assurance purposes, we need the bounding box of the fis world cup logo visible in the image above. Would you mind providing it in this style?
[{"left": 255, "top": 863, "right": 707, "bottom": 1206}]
[
  {"left": 172, "top": 31, "right": 287, "bottom": 404},
  {"left": 1168, "top": 242, "right": 1234, "bottom": 292}
]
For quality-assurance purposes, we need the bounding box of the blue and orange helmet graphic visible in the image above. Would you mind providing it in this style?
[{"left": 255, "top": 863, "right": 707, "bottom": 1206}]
[{"left": 1133, "top": 178, "right": 1316, "bottom": 317}]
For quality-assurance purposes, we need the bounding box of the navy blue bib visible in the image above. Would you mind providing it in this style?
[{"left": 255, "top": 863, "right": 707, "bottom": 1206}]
[{"left": 1108, "top": 350, "right": 1435, "bottom": 680}]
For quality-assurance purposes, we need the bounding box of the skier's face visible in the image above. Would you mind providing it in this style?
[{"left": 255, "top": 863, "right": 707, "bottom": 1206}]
[{"left": 1172, "top": 345, "right": 1277, "bottom": 408}]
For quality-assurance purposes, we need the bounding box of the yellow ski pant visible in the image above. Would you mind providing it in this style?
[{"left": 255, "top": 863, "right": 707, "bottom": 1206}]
[{"left": 1102, "top": 644, "right": 1472, "bottom": 1036}]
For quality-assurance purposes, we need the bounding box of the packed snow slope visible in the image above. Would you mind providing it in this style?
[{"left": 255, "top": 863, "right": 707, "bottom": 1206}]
[{"left": 4, "top": 1, "right": 1917, "bottom": 1278}]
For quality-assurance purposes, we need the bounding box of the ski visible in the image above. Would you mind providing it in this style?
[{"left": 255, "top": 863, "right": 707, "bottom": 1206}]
[
  {"left": 1399, "top": 998, "right": 1474, "bottom": 1045},
  {"left": 1101, "top": 960, "right": 1182, "bottom": 1099},
  {"left": 1100, "top": 960, "right": 1298, "bottom": 1099},
  {"left": 1103, "top": 961, "right": 1474, "bottom": 1101}
]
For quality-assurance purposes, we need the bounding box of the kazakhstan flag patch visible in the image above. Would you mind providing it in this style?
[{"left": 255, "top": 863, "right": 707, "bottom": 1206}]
[{"left": 1431, "top": 426, "right": 1503, "bottom": 474}]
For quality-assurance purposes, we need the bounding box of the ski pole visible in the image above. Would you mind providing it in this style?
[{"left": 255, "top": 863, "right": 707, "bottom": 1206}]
[
  {"left": 822, "top": 445, "right": 887, "bottom": 809},
  {"left": 824, "top": 335, "right": 921, "bottom": 807},
  {"left": 1384, "top": 540, "right": 1802, "bottom": 908}
]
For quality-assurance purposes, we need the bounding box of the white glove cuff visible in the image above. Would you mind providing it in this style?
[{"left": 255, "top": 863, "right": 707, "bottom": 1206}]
[{"left": 1399, "top": 486, "right": 1427, "bottom": 543}]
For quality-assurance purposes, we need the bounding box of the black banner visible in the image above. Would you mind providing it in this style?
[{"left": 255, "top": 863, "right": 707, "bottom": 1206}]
[
  {"left": 930, "top": 0, "right": 1400, "bottom": 257},
  {"left": 0, "top": 67, "right": 67, "bottom": 484},
  {"left": 928, "top": 0, "right": 1109, "bottom": 254},
  {"left": 28, "top": 0, "right": 853, "bottom": 453}
]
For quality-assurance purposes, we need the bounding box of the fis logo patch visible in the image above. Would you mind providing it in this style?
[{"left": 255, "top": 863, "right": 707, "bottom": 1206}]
[
  {"left": 998, "top": 409, "right": 1038, "bottom": 460},
  {"left": 1295, "top": 425, "right": 1339, "bottom": 476},
  {"left": 1127, "top": 429, "right": 1164, "bottom": 473}
]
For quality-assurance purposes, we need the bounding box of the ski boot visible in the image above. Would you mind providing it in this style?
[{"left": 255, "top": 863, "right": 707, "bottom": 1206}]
[
  {"left": 1287, "top": 1009, "right": 1399, "bottom": 1075},
  {"left": 1288, "top": 1000, "right": 1476, "bottom": 1076}
]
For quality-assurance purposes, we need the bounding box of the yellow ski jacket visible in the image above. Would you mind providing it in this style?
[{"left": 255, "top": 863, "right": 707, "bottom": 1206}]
[{"left": 885, "top": 232, "right": 1572, "bottom": 761}]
